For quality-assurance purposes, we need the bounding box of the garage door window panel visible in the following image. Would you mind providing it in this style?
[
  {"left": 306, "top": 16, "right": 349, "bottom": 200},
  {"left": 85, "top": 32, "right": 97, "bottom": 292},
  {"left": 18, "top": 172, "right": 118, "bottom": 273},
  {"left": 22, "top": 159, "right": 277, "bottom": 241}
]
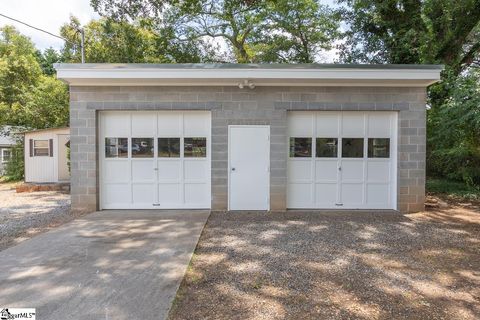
[
  {"left": 368, "top": 138, "right": 390, "bottom": 158},
  {"left": 158, "top": 138, "right": 180, "bottom": 158},
  {"left": 290, "top": 138, "right": 312, "bottom": 158},
  {"left": 132, "top": 138, "right": 154, "bottom": 158},
  {"left": 105, "top": 138, "right": 128, "bottom": 158},
  {"left": 316, "top": 138, "right": 338, "bottom": 158},
  {"left": 184, "top": 137, "right": 207, "bottom": 158},
  {"left": 342, "top": 138, "right": 364, "bottom": 158}
]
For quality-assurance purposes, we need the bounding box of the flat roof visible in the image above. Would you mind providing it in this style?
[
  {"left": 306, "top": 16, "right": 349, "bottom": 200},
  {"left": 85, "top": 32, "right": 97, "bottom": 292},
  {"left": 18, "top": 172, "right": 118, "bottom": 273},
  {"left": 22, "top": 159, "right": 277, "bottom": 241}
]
[
  {"left": 54, "top": 63, "right": 444, "bottom": 70},
  {"left": 55, "top": 63, "right": 443, "bottom": 87}
]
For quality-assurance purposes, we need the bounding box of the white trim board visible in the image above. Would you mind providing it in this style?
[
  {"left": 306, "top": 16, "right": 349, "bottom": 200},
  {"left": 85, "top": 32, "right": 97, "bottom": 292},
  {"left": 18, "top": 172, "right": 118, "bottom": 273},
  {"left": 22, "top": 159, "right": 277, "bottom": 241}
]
[{"left": 56, "top": 65, "right": 442, "bottom": 87}]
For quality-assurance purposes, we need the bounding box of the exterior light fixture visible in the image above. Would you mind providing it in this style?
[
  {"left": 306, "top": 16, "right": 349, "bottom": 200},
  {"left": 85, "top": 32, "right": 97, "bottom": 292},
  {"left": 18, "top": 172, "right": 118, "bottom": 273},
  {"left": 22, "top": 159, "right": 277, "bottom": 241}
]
[{"left": 238, "top": 80, "right": 255, "bottom": 89}]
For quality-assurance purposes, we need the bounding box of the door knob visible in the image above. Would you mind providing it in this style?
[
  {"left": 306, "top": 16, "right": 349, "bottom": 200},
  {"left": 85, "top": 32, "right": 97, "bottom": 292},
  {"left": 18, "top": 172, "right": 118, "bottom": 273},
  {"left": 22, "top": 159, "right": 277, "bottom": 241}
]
[{"left": 231, "top": 167, "right": 236, "bottom": 171}]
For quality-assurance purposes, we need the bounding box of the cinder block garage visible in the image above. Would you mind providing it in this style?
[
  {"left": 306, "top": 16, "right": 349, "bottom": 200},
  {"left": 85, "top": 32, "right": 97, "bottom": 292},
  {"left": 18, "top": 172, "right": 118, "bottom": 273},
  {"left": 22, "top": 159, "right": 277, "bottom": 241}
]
[{"left": 55, "top": 64, "right": 442, "bottom": 214}]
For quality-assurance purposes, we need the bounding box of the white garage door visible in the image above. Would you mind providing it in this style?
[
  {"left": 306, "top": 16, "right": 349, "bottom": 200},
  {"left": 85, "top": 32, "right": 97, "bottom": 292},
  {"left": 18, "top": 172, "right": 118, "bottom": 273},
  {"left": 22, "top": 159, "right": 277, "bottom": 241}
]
[
  {"left": 287, "top": 111, "right": 397, "bottom": 210},
  {"left": 99, "top": 111, "right": 211, "bottom": 209}
]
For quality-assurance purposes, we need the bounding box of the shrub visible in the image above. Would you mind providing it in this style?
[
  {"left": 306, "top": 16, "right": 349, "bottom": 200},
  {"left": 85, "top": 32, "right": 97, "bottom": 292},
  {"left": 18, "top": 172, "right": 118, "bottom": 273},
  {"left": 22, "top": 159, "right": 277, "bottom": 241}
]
[{"left": 3, "top": 141, "right": 24, "bottom": 181}]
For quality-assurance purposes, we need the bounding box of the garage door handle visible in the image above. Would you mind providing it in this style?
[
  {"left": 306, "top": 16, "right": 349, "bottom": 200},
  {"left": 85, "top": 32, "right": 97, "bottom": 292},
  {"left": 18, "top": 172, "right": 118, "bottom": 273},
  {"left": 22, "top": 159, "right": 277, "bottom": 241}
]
[
  {"left": 231, "top": 167, "right": 236, "bottom": 171},
  {"left": 154, "top": 168, "right": 158, "bottom": 171}
]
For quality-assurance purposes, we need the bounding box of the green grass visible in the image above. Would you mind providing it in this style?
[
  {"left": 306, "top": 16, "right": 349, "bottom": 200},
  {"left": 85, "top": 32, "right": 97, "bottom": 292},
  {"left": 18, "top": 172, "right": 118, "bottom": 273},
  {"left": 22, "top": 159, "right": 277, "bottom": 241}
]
[{"left": 426, "top": 178, "right": 480, "bottom": 201}]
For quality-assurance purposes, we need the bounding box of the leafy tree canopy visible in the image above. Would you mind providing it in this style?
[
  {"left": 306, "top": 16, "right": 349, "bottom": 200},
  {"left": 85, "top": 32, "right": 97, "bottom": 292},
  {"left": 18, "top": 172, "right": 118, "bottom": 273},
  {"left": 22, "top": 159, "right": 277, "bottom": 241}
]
[
  {"left": 60, "top": 16, "right": 211, "bottom": 63},
  {"left": 0, "top": 26, "right": 68, "bottom": 129},
  {"left": 338, "top": 0, "right": 480, "bottom": 74},
  {"left": 427, "top": 68, "right": 480, "bottom": 185},
  {"left": 90, "top": 0, "right": 340, "bottom": 63}
]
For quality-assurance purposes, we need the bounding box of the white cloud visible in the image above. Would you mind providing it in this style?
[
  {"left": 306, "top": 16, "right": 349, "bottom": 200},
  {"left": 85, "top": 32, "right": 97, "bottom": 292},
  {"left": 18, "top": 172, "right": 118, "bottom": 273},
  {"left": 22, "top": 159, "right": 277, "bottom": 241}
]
[{"left": 0, "top": 0, "right": 99, "bottom": 50}]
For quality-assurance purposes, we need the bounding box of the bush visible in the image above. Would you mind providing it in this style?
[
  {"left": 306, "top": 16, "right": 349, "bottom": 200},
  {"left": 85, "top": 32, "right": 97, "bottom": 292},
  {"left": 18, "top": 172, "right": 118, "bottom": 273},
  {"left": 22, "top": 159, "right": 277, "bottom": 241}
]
[
  {"left": 426, "top": 178, "right": 480, "bottom": 201},
  {"left": 427, "top": 69, "right": 480, "bottom": 187},
  {"left": 3, "top": 142, "right": 24, "bottom": 181}
]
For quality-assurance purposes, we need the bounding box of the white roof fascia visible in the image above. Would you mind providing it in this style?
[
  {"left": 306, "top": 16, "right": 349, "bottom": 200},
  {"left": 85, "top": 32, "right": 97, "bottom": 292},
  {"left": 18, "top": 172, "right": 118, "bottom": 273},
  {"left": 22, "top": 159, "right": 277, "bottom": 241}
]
[{"left": 56, "top": 66, "right": 442, "bottom": 87}]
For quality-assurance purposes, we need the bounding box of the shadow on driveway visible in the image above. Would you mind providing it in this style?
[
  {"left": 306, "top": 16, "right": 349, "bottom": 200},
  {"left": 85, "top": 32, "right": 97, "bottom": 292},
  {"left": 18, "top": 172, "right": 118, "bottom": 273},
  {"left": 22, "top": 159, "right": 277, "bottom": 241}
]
[
  {"left": 0, "top": 210, "right": 210, "bottom": 320},
  {"left": 170, "top": 210, "right": 480, "bottom": 320}
]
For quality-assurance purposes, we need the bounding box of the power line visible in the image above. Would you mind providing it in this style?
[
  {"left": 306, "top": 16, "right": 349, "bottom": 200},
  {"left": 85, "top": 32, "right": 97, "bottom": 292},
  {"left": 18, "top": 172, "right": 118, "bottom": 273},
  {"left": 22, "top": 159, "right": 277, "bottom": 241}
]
[{"left": 0, "top": 12, "right": 84, "bottom": 62}]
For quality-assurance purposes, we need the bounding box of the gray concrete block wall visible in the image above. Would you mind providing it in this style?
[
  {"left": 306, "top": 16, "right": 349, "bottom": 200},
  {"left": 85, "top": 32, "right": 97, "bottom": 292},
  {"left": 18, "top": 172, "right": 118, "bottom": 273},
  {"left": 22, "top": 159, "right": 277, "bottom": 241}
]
[{"left": 70, "top": 85, "right": 426, "bottom": 214}]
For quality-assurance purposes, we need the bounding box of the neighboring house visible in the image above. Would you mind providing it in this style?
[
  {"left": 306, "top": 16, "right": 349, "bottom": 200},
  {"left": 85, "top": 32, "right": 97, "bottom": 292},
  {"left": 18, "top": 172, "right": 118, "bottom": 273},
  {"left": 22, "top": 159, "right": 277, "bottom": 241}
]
[
  {"left": 55, "top": 63, "right": 442, "bottom": 214},
  {"left": 0, "top": 126, "right": 19, "bottom": 175},
  {"left": 24, "top": 127, "right": 70, "bottom": 183}
]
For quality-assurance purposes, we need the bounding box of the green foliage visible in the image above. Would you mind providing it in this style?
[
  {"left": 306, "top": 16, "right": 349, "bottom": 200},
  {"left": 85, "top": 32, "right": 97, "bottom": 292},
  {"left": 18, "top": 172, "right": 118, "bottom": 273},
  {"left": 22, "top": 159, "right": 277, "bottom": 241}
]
[
  {"left": 256, "top": 0, "right": 340, "bottom": 63},
  {"left": 426, "top": 178, "right": 480, "bottom": 201},
  {"left": 60, "top": 16, "right": 208, "bottom": 63},
  {"left": 338, "top": 1, "right": 480, "bottom": 187},
  {"left": 90, "top": 0, "right": 340, "bottom": 63},
  {"left": 90, "top": 0, "right": 178, "bottom": 20},
  {"left": 427, "top": 69, "right": 480, "bottom": 186},
  {"left": 0, "top": 26, "right": 41, "bottom": 109},
  {"left": 338, "top": 0, "right": 480, "bottom": 74},
  {"left": 0, "top": 26, "right": 69, "bottom": 129},
  {"left": 3, "top": 141, "right": 24, "bottom": 181},
  {"left": 164, "top": 0, "right": 268, "bottom": 63},
  {"left": 36, "top": 47, "right": 63, "bottom": 76}
]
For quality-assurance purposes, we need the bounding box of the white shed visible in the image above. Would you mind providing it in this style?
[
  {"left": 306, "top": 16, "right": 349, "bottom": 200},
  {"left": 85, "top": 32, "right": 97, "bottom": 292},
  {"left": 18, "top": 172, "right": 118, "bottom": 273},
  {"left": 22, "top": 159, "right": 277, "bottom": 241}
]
[{"left": 24, "top": 127, "right": 70, "bottom": 183}]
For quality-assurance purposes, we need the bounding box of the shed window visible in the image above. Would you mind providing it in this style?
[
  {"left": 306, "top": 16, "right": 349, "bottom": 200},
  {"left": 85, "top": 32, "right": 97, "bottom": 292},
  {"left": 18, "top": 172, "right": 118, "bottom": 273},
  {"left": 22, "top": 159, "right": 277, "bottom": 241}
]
[{"left": 34, "top": 140, "right": 49, "bottom": 156}]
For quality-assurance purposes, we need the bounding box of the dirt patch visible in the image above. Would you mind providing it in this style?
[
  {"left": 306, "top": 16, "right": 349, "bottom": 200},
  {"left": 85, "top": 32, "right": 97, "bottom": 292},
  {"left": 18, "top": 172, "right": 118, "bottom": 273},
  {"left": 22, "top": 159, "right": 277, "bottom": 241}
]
[
  {"left": 0, "top": 182, "right": 75, "bottom": 251},
  {"left": 169, "top": 199, "right": 480, "bottom": 320}
]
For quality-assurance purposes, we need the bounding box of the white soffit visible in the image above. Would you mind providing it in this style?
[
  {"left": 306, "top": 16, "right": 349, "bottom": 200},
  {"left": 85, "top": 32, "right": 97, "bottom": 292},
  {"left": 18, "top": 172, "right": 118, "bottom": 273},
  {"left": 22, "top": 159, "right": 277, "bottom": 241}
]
[{"left": 55, "top": 64, "right": 443, "bottom": 87}]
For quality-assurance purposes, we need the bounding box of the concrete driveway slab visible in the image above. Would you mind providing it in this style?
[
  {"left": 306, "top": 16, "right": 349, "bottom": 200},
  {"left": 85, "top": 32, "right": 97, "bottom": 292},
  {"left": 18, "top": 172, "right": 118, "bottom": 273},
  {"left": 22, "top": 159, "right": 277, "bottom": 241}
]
[{"left": 0, "top": 210, "right": 210, "bottom": 320}]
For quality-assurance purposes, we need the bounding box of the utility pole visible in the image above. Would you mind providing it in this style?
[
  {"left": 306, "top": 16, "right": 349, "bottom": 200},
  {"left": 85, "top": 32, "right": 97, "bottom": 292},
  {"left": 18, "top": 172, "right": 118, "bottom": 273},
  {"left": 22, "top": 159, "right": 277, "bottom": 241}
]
[{"left": 80, "top": 28, "right": 85, "bottom": 64}]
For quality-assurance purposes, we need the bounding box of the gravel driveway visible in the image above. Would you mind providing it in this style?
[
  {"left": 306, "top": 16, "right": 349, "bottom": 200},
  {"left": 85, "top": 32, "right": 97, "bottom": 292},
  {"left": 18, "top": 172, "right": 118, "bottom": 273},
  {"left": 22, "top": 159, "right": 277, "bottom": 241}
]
[
  {"left": 0, "top": 183, "right": 71, "bottom": 251},
  {"left": 169, "top": 199, "right": 480, "bottom": 320}
]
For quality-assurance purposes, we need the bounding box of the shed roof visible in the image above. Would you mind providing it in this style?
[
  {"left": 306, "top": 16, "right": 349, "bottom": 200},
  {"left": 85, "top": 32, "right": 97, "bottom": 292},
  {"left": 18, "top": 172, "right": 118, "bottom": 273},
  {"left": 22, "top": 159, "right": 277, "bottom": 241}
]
[{"left": 21, "top": 127, "right": 70, "bottom": 135}]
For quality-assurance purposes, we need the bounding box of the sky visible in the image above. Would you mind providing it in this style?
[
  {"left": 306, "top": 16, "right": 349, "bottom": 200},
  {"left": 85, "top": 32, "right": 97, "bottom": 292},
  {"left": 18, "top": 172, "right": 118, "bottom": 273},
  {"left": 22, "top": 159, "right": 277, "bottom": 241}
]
[
  {"left": 0, "top": 0, "right": 340, "bottom": 62},
  {"left": 0, "top": 0, "right": 99, "bottom": 50}
]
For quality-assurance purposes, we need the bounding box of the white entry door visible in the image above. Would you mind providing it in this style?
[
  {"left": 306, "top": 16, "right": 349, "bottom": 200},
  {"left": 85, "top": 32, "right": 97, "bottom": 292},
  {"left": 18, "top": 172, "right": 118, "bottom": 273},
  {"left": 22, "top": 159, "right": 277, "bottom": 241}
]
[
  {"left": 99, "top": 111, "right": 211, "bottom": 209},
  {"left": 228, "top": 126, "right": 270, "bottom": 210},
  {"left": 287, "top": 111, "right": 397, "bottom": 210}
]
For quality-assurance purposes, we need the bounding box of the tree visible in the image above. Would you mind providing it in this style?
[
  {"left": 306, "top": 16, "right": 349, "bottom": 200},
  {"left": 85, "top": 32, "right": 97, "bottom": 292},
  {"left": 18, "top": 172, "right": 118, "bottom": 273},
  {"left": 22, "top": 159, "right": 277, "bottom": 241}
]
[
  {"left": 338, "top": 1, "right": 480, "bottom": 187},
  {"left": 257, "top": 0, "right": 339, "bottom": 63},
  {"left": 0, "top": 26, "right": 41, "bottom": 110},
  {"left": 0, "top": 26, "right": 69, "bottom": 129},
  {"left": 36, "top": 47, "right": 63, "bottom": 76},
  {"left": 60, "top": 16, "right": 209, "bottom": 63},
  {"left": 90, "top": 0, "right": 175, "bottom": 20},
  {"left": 427, "top": 68, "right": 480, "bottom": 185},
  {"left": 90, "top": 0, "right": 340, "bottom": 63},
  {"left": 161, "top": 0, "right": 267, "bottom": 62},
  {"left": 338, "top": 0, "right": 480, "bottom": 75}
]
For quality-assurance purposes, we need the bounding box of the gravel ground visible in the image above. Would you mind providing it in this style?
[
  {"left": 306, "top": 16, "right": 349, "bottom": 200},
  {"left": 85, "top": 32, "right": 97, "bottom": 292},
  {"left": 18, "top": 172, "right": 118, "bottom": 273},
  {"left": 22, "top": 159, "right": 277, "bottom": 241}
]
[
  {"left": 0, "top": 182, "right": 72, "bottom": 251},
  {"left": 169, "top": 198, "right": 480, "bottom": 320}
]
